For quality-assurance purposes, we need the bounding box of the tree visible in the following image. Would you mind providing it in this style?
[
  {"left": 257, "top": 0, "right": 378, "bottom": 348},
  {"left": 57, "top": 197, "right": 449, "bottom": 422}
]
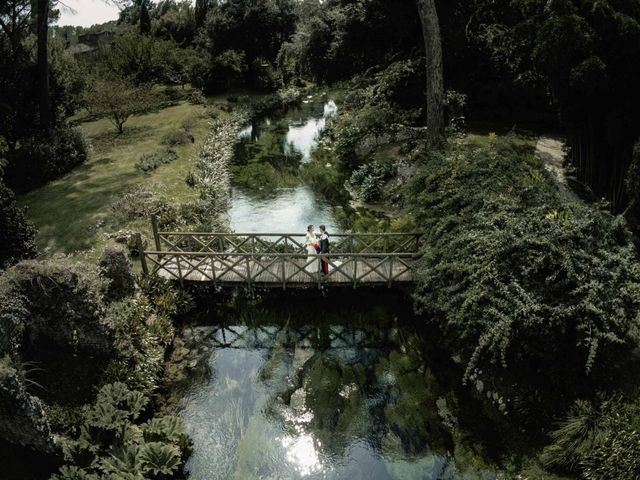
[
  {"left": 140, "top": 0, "right": 151, "bottom": 35},
  {"left": 0, "top": 0, "right": 31, "bottom": 54},
  {"left": 84, "top": 78, "right": 157, "bottom": 133},
  {"left": 36, "top": 0, "right": 51, "bottom": 131},
  {"left": 470, "top": 0, "right": 640, "bottom": 212},
  {"left": 417, "top": 0, "right": 444, "bottom": 142},
  {"left": 195, "top": 0, "right": 209, "bottom": 29}
]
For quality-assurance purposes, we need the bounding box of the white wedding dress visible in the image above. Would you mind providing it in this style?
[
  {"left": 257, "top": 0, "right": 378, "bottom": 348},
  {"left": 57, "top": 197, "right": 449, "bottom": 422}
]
[{"left": 305, "top": 232, "right": 318, "bottom": 274}]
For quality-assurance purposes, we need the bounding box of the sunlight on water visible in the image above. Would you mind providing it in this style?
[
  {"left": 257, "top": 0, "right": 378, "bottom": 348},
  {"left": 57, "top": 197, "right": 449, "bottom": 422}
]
[{"left": 281, "top": 434, "right": 324, "bottom": 476}]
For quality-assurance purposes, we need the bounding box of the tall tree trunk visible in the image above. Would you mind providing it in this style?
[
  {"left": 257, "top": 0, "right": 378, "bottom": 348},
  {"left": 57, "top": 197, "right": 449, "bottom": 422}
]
[
  {"left": 195, "top": 0, "right": 209, "bottom": 29},
  {"left": 417, "top": 0, "right": 444, "bottom": 142},
  {"left": 36, "top": 0, "right": 51, "bottom": 131}
]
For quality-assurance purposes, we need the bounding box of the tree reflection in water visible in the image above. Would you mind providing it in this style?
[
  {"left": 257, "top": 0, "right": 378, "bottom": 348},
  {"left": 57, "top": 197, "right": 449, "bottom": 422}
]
[{"left": 175, "top": 291, "right": 498, "bottom": 480}]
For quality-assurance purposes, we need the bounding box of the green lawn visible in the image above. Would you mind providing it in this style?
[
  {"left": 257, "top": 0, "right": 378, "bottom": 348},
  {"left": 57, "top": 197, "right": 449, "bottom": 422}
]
[{"left": 19, "top": 101, "right": 218, "bottom": 259}]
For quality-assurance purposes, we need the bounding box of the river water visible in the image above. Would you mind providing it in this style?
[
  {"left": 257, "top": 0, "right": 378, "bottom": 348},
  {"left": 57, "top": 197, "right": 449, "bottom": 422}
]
[
  {"left": 229, "top": 94, "right": 339, "bottom": 233},
  {"left": 177, "top": 293, "right": 497, "bottom": 480},
  {"left": 176, "top": 97, "right": 497, "bottom": 479}
]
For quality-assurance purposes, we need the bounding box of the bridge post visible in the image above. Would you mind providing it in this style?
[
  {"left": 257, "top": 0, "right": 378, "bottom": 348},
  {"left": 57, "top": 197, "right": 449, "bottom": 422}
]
[
  {"left": 151, "top": 215, "right": 162, "bottom": 252},
  {"left": 136, "top": 233, "right": 149, "bottom": 275}
]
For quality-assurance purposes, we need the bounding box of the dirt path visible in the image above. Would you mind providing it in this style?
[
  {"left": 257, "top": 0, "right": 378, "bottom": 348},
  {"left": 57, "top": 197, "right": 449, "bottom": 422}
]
[{"left": 535, "top": 136, "right": 580, "bottom": 203}]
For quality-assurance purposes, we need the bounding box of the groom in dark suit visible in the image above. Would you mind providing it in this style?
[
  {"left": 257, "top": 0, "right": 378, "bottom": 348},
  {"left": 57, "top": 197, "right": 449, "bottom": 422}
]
[{"left": 319, "top": 225, "right": 330, "bottom": 275}]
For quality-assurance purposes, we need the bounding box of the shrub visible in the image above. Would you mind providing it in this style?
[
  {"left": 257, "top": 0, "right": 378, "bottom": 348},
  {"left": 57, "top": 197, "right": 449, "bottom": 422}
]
[
  {"left": 135, "top": 274, "right": 193, "bottom": 318},
  {"left": 4, "top": 124, "right": 88, "bottom": 194},
  {"left": 99, "top": 243, "right": 136, "bottom": 302},
  {"left": 347, "top": 161, "right": 397, "bottom": 202},
  {"left": 409, "top": 135, "right": 640, "bottom": 411},
  {"left": 542, "top": 396, "right": 640, "bottom": 480},
  {"left": 102, "top": 293, "right": 178, "bottom": 394},
  {"left": 135, "top": 149, "right": 178, "bottom": 172},
  {"left": 231, "top": 162, "right": 295, "bottom": 191},
  {"left": 186, "top": 89, "right": 207, "bottom": 106},
  {"left": 0, "top": 180, "right": 37, "bottom": 269},
  {"left": 161, "top": 130, "right": 193, "bottom": 147},
  {"left": 163, "top": 86, "right": 184, "bottom": 104},
  {"left": 111, "top": 184, "right": 178, "bottom": 223}
]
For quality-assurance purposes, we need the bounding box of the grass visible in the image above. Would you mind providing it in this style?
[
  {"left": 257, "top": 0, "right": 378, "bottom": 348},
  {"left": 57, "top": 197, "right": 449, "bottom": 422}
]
[{"left": 18, "top": 100, "right": 227, "bottom": 260}]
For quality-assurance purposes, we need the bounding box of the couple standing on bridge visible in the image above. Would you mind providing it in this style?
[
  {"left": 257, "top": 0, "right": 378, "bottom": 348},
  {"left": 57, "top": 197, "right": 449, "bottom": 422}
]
[{"left": 305, "top": 224, "right": 330, "bottom": 275}]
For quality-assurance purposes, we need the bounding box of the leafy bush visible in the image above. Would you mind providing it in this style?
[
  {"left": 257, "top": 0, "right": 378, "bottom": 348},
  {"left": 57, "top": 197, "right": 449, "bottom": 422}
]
[
  {"left": 4, "top": 124, "right": 88, "bottom": 194},
  {"left": 52, "top": 382, "right": 191, "bottom": 480},
  {"left": 99, "top": 243, "right": 135, "bottom": 302},
  {"left": 135, "top": 274, "right": 193, "bottom": 318},
  {"left": 111, "top": 184, "right": 178, "bottom": 223},
  {"left": 102, "top": 297, "right": 172, "bottom": 393},
  {"left": 161, "top": 130, "right": 193, "bottom": 147},
  {"left": 408, "top": 135, "right": 640, "bottom": 410},
  {"left": 135, "top": 149, "right": 178, "bottom": 173},
  {"left": 0, "top": 180, "right": 37, "bottom": 269},
  {"left": 186, "top": 89, "right": 207, "bottom": 106},
  {"left": 347, "top": 161, "right": 397, "bottom": 202}
]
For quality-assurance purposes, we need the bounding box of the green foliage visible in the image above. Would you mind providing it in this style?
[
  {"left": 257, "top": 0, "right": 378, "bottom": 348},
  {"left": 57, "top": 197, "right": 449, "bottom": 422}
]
[
  {"left": 135, "top": 274, "right": 194, "bottom": 318},
  {"left": 347, "top": 161, "right": 397, "bottom": 202},
  {"left": 4, "top": 124, "right": 88, "bottom": 194},
  {"left": 161, "top": 129, "right": 193, "bottom": 147},
  {"left": 99, "top": 31, "right": 190, "bottom": 87},
  {"left": 0, "top": 179, "right": 37, "bottom": 269},
  {"left": 542, "top": 396, "right": 640, "bottom": 480},
  {"left": 0, "top": 257, "right": 111, "bottom": 355},
  {"left": 280, "top": 0, "right": 419, "bottom": 83},
  {"left": 84, "top": 78, "right": 158, "bottom": 134},
  {"left": 409, "top": 134, "right": 640, "bottom": 404},
  {"left": 103, "top": 297, "right": 170, "bottom": 393},
  {"left": 140, "top": 442, "right": 181, "bottom": 476},
  {"left": 135, "top": 148, "right": 178, "bottom": 173},
  {"left": 197, "top": 0, "right": 296, "bottom": 91},
  {"left": 53, "top": 383, "right": 190, "bottom": 480},
  {"left": 99, "top": 243, "right": 136, "bottom": 302},
  {"left": 231, "top": 162, "right": 297, "bottom": 191}
]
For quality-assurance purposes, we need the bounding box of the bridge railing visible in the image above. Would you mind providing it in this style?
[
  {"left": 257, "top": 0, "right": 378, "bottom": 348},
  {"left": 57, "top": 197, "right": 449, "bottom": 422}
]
[
  {"left": 140, "top": 250, "right": 421, "bottom": 288},
  {"left": 150, "top": 223, "right": 423, "bottom": 256}
]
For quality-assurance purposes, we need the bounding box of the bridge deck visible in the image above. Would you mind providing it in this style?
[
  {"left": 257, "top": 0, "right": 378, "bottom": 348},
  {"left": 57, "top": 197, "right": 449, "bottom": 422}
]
[{"left": 138, "top": 224, "right": 424, "bottom": 289}]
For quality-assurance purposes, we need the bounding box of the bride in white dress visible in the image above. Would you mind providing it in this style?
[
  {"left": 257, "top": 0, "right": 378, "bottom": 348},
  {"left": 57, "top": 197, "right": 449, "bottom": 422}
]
[{"left": 304, "top": 224, "right": 319, "bottom": 274}]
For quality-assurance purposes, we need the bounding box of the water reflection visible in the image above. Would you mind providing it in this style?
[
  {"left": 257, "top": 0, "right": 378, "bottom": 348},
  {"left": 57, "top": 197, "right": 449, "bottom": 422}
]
[
  {"left": 229, "top": 95, "right": 340, "bottom": 233},
  {"left": 177, "top": 296, "right": 497, "bottom": 480},
  {"left": 228, "top": 186, "right": 338, "bottom": 234}
]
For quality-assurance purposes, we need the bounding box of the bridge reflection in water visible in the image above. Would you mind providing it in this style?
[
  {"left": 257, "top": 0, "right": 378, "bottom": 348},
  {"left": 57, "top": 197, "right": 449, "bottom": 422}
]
[
  {"left": 184, "top": 322, "right": 396, "bottom": 351},
  {"left": 139, "top": 217, "right": 424, "bottom": 289}
]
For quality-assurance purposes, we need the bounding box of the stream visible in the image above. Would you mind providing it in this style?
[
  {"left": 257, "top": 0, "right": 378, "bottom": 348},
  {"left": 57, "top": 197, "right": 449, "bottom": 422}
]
[
  {"left": 177, "top": 293, "right": 497, "bottom": 480},
  {"left": 229, "top": 93, "right": 339, "bottom": 233},
  {"left": 176, "top": 98, "right": 497, "bottom": 479}
]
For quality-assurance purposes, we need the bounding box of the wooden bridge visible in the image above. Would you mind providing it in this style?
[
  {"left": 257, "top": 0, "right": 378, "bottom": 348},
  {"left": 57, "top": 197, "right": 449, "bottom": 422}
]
[{"left": 139, "top": 218, "right": 424, "bottom": 289}]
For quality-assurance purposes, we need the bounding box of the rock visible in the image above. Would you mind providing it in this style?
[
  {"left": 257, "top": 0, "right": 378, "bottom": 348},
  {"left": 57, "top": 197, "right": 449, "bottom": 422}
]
[
  {"left": 292, "top": 345, "right": 314, "bottom": 372},
  {"left": 290, "top": 388, "right": 306, "bottom": 413},
  {"left": 0, "top": 358, "right": 56, "bottom": 453}
]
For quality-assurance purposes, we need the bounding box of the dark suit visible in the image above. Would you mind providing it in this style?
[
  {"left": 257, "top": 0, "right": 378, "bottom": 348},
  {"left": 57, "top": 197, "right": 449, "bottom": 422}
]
[{"left": 319, "top": 232, "right": 330, "bottom": 274}]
